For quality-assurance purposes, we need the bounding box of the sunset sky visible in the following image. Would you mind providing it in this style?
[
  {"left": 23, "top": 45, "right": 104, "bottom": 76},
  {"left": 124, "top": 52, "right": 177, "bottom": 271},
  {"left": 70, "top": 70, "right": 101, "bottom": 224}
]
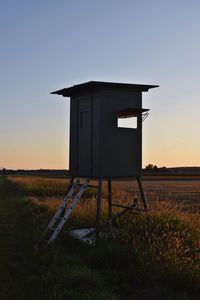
[{"left": 1, "top": 0, "right": 200, "bottom": 169}]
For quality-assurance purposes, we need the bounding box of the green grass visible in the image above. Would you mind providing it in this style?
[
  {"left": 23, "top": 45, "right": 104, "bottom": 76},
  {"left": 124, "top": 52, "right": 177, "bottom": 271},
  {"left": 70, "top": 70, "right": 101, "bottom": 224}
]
[
  {"left": 1, "top": 176, "right": 200, "bottom": 299},
  {"left": 0, "top": 177, "right": 117, "bottom": 300}
]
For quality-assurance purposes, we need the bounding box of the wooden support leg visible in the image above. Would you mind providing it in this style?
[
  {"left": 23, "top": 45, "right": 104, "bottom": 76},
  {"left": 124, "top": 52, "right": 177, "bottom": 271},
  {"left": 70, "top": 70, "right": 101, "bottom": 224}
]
[
  {"left": 108, "top": 178, "right": 112, "bottom": 222},
  {"left": 66, "top": 176, "right": 74, "bottom": 194},
  {"left": 95, "top": 178, "right": 102, "bottom": 243},
  {"left": 137, "top": 177, "right": 149, "bottom": 211}
]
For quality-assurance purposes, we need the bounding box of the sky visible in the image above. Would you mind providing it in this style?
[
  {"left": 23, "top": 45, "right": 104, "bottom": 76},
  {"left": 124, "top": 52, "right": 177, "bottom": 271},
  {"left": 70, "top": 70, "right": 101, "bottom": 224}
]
[{"left": 0, "top": 0, "right": 200, "bottom": 169}]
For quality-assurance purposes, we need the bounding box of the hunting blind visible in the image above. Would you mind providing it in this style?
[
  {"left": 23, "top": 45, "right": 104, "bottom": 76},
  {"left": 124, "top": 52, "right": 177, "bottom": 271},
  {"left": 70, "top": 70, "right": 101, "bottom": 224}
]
[{"left": 37, "top": 81, "right": 158, "bottom": 247}]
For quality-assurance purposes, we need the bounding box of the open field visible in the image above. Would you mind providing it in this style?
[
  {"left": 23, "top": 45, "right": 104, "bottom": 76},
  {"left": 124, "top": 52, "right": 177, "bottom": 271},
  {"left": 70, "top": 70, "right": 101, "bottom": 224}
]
[
  {"left": 1, "top": 175, "right": 200, "bottom": 299},
  {"left": 9, "top": 174, "right": 200, "bottom": 212}
]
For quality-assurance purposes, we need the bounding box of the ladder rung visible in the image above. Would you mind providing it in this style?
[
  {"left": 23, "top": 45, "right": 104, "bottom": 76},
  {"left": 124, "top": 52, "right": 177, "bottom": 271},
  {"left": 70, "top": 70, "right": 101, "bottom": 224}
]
[
  {"left": 54, "top": 216, "right": 62, "bottom": 220},
  {"left": 74, "top": 183, "right": 94, "bottom": 188}
]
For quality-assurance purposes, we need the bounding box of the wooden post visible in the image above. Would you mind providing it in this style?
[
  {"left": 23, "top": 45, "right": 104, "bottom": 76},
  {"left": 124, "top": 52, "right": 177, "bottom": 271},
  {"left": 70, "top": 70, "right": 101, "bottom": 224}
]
[
  {"left": 66, "top": 176, "right": 74, "bottom": 194},
  {"left": 108, "top": 178, "right": 112, "bottom": 222},
  {"left": 95, "top": 178, "right": 102, "bottom": 242},
  {"left": 137, "top": 177, "right": 149, "bottom": 211}
]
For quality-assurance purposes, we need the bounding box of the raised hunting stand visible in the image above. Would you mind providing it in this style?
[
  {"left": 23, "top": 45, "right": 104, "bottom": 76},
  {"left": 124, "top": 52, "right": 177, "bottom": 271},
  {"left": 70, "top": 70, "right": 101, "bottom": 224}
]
[{"left": 38, "top": 81, "right": 158, "bottom": 246}]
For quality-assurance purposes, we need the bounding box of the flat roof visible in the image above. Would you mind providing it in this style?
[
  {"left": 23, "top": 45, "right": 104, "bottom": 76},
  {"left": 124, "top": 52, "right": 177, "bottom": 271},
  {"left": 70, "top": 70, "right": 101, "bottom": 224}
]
[{"left": 51, "top": 81, "right": 159, "bottom": 97}]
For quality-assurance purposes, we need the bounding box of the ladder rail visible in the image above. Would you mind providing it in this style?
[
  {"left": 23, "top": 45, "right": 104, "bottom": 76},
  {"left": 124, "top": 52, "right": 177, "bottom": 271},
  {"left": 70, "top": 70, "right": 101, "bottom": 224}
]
[
  {"left": 48, "top": 179, "right": 89, "bottom": 244},
  {"left": 36, "top": 178, "right": 79, "bottom": 248},
  {"left": 47, "top": 178, "right": 79, "bottom": 230}
]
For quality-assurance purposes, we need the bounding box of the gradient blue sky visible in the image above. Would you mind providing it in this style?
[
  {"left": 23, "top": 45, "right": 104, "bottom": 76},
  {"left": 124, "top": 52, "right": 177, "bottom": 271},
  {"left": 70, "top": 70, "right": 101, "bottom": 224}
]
[{"left": 1, "top": 0, "right": 200, "bottom": 169}]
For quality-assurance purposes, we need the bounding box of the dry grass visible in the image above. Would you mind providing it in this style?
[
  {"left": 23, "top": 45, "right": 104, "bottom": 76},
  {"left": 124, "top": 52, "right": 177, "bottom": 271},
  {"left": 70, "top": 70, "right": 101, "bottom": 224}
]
[
  {"left": 8, "top": 175, "right": 200, "bottom": 213},
  {"left": 5, "top": 175, "right": 200, "bottom": 299},
  {"left": 8, "top": 175, "right": 70, "bottom": 196}
]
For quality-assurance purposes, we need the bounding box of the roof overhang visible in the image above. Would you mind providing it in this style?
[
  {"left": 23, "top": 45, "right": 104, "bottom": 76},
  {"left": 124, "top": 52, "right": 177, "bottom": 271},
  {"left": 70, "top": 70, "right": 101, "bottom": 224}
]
[{"left": 51, "top": 81, "right": 159, "bottom": 97}]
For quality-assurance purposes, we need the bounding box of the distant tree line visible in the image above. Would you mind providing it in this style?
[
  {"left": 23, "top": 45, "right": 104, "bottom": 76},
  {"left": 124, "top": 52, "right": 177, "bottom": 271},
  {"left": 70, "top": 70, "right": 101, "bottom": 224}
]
[
  {"left": 0, "top": 168, "right": 70, "bottom": 177},
  {"left": 145, "top": 164, "right": 167, "bottom": 171}
]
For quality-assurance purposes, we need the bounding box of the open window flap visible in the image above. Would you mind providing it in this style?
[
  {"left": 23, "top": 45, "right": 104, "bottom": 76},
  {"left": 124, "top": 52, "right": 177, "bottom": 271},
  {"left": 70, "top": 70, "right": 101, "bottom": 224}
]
[{"left": 116, "top": 108, "right": 150, "bottom": 118}]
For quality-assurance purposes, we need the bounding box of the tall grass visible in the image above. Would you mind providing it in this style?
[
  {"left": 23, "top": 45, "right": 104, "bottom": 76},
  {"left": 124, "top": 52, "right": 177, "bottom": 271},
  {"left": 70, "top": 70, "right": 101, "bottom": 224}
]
[
  {"left": 8, "top": 176, "right": 70, "bottom": 196},
  {"left": 7, "top": 175, "right": 200, "bottom": 299}
]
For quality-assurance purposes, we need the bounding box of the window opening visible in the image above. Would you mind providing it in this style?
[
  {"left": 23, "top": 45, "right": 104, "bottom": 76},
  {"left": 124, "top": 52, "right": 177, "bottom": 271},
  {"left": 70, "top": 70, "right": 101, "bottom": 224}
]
[
  {"left": 116, "top": 108, "right": 149, "bottom": 128},
  {"left": 117, "top": 116, "right": 137, "bottom": 129}
]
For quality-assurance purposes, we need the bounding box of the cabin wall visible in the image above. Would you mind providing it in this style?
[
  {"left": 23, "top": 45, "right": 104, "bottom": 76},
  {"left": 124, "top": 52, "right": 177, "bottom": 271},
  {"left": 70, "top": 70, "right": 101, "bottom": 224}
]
[
  {"left": 69, "top": 89, "right": 143, "bottom": 178},
  {"left": 69, "top": 93, "right": 101, "bottom": 177},
  {"left": 69, "top": 97, "right": 77, "bottom": 175},
  {"left": 98, "top": 90, "right": 142, "bottom": 177}
]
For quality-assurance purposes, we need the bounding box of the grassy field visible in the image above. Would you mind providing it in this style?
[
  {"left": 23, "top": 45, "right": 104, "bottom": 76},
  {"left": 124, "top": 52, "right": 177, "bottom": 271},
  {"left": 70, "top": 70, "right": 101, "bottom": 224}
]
[{"left": 1, "top": 175, "right": 200, "bottom": 299}]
